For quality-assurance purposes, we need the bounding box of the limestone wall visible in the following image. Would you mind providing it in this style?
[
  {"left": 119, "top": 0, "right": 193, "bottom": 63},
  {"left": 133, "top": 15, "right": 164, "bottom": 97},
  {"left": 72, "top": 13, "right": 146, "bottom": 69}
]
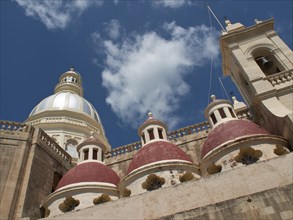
[
  {"left": 0, "top": 122, "right": 72, "bottom": 220},
  {"left": 19, "top": 129, "right": 73, "bottom": 219},
  {"left": 0, "top": 122, "right": 34, "bottom": 220},
  {"left": 45, "top": 152, "right": 293, "bottom": 220},
  {"left": 161, "top": 184, "right": 293, "bottom": 220}
]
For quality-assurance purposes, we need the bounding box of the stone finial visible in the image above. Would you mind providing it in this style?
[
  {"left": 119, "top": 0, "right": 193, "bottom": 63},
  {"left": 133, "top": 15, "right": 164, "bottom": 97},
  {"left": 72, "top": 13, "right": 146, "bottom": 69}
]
[
  {"left": 70, "top": 66, "right": 75, "bottom": 71},
  {"left": 148, "top": 112, "right": 153, "bottom": 119},
  {"left": 225, "top": 20, "right": 231, "bottom": 26},
  {"left": 225, "top": 20, "right": 245, "bottom": 33},
  {"left": 232, "top": 96, "right": 247, "bottom": 113},
  {"left": 210, "top": 95, "right": 216, "bottom": 102},
  {"left": 254, "top": 18, "right": 262, "bottom": 24}
]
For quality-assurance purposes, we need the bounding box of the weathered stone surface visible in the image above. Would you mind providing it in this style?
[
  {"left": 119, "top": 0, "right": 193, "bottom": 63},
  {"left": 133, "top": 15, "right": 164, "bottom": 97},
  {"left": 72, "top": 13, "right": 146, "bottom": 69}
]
[
  {"left": 44, "top": 153, "right": 293, "bottom": 220},
  {"left": 0, "top": 126, "right": 72, "bottom": 220}
]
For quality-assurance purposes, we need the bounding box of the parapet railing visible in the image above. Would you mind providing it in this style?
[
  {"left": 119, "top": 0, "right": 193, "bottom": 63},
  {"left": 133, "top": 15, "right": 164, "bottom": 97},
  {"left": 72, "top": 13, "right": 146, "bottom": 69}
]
[
  {"left": 38, "top": 129, "right": 72, "bottom": 164},
  {"left": 28, "top": 116, "right": 105, "bottom": 137},
  {"left": 168, "top": 121, "right": 210, "bottom": 140},
  {"left": 0, "top": 120, "right": 31, "bottom": 132},
  {"left": 235, "top": 108, "right": 252, "bottom": 120},
  {"left": 105, "top": 121, "right": 211, "bottom": 158},
  {"left": 265, "top": 69, "right": 293, "bottom": 86},
  {"left": 105, "top": 141, "right": 142, "bottom": 158}
]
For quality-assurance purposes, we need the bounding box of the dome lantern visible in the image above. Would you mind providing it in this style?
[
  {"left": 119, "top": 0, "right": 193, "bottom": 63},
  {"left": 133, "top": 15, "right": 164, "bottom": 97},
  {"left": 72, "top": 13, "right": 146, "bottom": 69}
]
[
  {"left": 76, "top": 131, "right": 107, "bottom": 163},
  {"left": 204, "top": 95, "right": 237, "bottom": 128},
  {"left": 138, "top": 112, "right": 168, "bottom": 146},
  {"left": 54, "top": 67, "right": 83, "bottom": 96}
]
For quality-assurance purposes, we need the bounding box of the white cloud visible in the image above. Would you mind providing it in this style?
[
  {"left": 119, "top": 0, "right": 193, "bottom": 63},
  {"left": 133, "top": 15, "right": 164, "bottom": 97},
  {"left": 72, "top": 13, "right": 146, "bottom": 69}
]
[
  {"left": 152, "top": 0, "right": 192, "bottom": 8},
  {"left": 104, "top": 19, "right": 122, "bottom": 40},
  {"left": 95, "top": 22, "right": 219, "bottom": 128},
  {"left": 14, "top": 0, "right": 103, "bottom": 30}
]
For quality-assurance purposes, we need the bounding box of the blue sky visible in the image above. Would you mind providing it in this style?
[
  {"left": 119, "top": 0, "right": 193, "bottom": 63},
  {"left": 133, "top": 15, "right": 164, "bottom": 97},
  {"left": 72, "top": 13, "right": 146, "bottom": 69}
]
[{"left": 1, "top": 0, "right": 292, "bottom": 148}]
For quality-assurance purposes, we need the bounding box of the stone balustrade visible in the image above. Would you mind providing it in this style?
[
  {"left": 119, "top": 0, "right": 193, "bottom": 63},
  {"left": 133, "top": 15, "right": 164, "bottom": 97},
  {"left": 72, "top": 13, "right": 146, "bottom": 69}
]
[
  {"left": 28, "top": 117, "right": 103, "bottom": 135},
  {"left": 55, "top": 81, "right": 82, "bottom": 90},
  {"left": 235, "top": 108, "right": 252, "bottom": 120},
  {"left": 106, "top": 121, "right": 211, "bottom": 158},
  {"left": 105, "top": 141, "right": 142, "bottom": 158},
  {"left": 38, "top": 129, "right": 72, "bottom": 164},
  {"left": 265, "top": 69, "right": 293, "bottom": 86},
  {"left": 0, "top": 120, "right": 31, "bottom": 132},
  {"left": 168, "top": 121, "right": 210, "bottom": 140}
]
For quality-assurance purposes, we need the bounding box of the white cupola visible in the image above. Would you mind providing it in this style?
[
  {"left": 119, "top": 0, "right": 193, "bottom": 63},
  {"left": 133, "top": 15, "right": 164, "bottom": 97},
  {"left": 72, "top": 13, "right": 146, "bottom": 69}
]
[
  {"left": 76, "top": 131, "right": 107, "bottom": 163},
  {"left": 137, "top": 112, "right": 168, "bottom": 146},
  {"left": 204, "top": 95, "right": 237, "bottom": 128},
  {"left": 54, "top": 66, "right": 83, "bottom": 96}
]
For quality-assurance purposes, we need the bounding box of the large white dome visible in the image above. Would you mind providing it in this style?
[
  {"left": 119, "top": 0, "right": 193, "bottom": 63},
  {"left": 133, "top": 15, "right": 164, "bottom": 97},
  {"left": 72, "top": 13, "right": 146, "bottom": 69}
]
[
  {"left": 25, "top": 67, "right": 110, "bottom": 155},
  {"left": 29, "top": 91, "right": 101, "bottom": 123}
]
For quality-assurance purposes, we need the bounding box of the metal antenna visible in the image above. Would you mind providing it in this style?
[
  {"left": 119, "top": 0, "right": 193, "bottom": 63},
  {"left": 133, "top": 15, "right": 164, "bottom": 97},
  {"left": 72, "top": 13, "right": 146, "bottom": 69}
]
[
  {"left": 206, "top": 3, "right": 226, "bottom": 32},
  {"left": 218, "top": 75, "right": 231, "bottom": 101}
]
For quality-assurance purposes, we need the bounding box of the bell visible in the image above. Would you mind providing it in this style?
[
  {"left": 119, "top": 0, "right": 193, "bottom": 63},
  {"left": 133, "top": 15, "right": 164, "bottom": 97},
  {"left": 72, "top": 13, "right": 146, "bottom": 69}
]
[{"left": 256, "top": 56, "right": 273, "bottom": 70}]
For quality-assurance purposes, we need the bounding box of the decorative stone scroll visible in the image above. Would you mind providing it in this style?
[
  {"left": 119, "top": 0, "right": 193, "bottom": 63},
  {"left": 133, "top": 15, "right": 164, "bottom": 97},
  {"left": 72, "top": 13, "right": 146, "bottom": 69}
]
[
  {"left": 142, "top": 174, "right": 165, "bottom": 191},
  {"left": 274, "top": 145, "right": 289, "bottom": 156},
  {"left": 93, "top": 194, "right": 111, "bottom": 205},
  {"left": 207, "top": 163, "right": 222, "bottom": 175},
  {"left": 179, "top": 171, "right": 195, "bottom": 183},
  {"left": 234, "top": 147, "right": 263, "bottom": 165},
  {"left": 59, "top": 196, "right": 79, "bottom": 213},
  {"left": 120, "top": 188, "right": 131, "bottom": 197}
]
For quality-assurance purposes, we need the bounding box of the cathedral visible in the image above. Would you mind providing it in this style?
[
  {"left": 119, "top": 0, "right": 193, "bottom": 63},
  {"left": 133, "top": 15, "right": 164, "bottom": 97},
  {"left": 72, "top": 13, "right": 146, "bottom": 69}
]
[{"left": 0, "top": 17, "right": 292, "bottom": 220}]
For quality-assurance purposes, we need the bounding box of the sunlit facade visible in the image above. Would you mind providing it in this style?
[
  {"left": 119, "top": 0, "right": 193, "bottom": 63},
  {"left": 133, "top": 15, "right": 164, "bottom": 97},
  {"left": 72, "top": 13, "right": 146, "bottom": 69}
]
[{"left": 0, "top": 18, "right": 292, "bottom": 220}]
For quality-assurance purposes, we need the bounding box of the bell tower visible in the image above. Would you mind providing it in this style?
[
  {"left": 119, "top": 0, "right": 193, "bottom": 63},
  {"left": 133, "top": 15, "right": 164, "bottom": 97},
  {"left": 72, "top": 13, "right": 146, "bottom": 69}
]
[{"left": 220, "top": 18, "right": 293, "bottom": 146}]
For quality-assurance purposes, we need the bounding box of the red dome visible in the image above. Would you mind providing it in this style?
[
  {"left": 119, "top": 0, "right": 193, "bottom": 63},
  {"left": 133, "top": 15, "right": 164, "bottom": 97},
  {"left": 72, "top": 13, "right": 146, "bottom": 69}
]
[
  {"left": 127, "top": 141, "right": 192, "bottom": 174},
  {"left": 201, "top": 120, "right": 270, "bottom": 159},
  {"left": 56, "top": 162, "right": 120, "bottom": 190}
]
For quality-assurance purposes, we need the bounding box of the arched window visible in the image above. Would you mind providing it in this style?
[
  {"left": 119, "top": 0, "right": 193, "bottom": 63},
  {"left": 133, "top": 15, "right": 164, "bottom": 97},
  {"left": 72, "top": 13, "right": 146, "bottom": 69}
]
[
  {"left": 142, "top": 133, "right": 146, "bottom": 144},
  {"left": 158, "top": 128, "right": 164, "bottom": 139},
  {"left": 228, "top": 108, "right": 236, "bottom": 118},
  {"left": 51, "top": 172, "right": 62, "bottom": 192},
  {"left": 93, "top": 148, "right": 98, "bottom": 160},
  {"left": 101, "top": 150, "right": 104, "bottom": 162},
  {"left": 253, "top": 48, "right": 282, "bottom": 76},
  {"left": 210, "top": 113, "right": 217, "bottom": 125},
  {"left": 218, "top": 108, "right": 227, "bottom": 119},
  {"left": 148, "top": 129, "right": 154, "bottom": 140},
  {"left": 83, "top": 149, "right": 89, "bottom": 160}
]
